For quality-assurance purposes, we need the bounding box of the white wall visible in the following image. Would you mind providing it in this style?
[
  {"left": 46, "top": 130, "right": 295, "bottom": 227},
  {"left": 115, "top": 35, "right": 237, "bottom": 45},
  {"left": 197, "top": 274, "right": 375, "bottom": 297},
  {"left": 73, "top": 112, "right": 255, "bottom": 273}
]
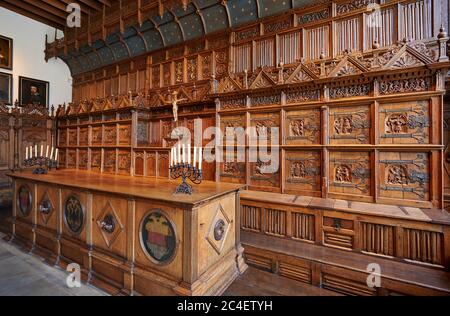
[{"left": 0, "top": 7, "right": 72, "bottom": 108}]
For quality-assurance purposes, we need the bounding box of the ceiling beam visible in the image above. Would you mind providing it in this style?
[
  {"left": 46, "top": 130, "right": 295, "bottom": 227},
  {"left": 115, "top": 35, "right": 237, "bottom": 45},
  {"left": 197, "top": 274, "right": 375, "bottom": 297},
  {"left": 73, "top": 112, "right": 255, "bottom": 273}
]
[
  {"left": 79, "top": 0, "right": 103, "bottom": 11},
  {"left": 0, "top": 0, "right": 63, "bottom": 29},
  {"left": 21, "top": 0, "right": 68, "bottom": 19}
]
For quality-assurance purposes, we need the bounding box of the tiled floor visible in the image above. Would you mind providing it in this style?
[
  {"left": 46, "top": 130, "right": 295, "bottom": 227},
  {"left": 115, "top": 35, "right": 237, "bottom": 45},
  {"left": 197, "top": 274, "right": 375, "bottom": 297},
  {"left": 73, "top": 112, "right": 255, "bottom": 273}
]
[{"left": 0, "top": 232, "right": 106, "bottom": 296}]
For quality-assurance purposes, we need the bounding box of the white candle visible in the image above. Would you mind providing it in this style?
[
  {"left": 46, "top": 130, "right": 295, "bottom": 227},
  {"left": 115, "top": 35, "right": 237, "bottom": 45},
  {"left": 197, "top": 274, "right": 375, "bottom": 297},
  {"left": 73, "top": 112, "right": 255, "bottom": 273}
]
[
  {"left": 40, "top": 145, "right": 43, "bottom": 157},
  {"left": 46, "top": 146, "right": 49, "bottom": 158},
  {"left": 26, "top": 147, "right": 28, "bottom": 160},
  {"left": 188, "top": 144, "right": 191, "bottom": 165},
  {"left": 178, "top": 144, "right": 181, "bottom": 164},
  {"left": 30, "top": 146, "right": 33, "bottom": 158},
  {"left": 50, "top": 147, "right": 54, "bottom": 160},
  {"left": 182, "top": 144, "right": 186, "bottom": 163},
  {"left": 55, "top": 149, "right": 59, "bottom": 161},
  {"left": 35, "top": 145, "right": 38, "bottom": 157},
  {"left": 199, "top": 147, "right": 202, "bottom": 170},
  {"left": 193, "top": 147, "right": 197, "bottom": 168}
]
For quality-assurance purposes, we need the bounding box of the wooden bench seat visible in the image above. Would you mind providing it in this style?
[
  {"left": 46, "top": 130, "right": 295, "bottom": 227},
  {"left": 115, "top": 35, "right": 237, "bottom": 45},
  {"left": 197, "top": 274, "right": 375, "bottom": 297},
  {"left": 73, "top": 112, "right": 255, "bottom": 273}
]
[{"left": 239, "top": 190, "right": 450, "bottom": 296}]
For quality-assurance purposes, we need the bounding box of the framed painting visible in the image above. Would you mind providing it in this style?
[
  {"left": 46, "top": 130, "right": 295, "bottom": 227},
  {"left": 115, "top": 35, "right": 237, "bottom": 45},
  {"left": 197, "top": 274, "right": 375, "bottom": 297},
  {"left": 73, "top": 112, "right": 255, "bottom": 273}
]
[
  {"left": 0, "top": 35, "right": 12, "bottom": 70},
  {"left": 0, "top": 72, "right": 12, "bottom": 105},
  {"left": 19, "top": 76, "right": 49, "bottom": 107}
]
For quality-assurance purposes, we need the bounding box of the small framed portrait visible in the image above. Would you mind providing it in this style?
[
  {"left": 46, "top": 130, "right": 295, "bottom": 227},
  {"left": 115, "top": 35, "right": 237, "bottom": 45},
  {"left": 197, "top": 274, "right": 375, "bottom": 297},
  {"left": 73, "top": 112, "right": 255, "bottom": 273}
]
[
  {"left": 0, "top": 72, "right": 12, "bottom": 105},
  {"left": 0, "top": 35, "right": 13, "bottom": 70},
  {"left": 19, "top": 76, "right": 49, "bottom": 107}
]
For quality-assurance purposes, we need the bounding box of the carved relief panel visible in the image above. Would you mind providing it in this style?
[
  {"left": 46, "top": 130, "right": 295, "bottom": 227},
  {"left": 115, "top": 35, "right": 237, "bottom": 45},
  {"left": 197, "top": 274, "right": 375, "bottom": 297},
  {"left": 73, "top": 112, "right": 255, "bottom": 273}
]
[
  {"left": 220, "top": 115, "right": 246, "bottom": 146},
  {"left": 285, "top": 151, "right": 321, "bottom": 196},
  {"left": 118, "top": 151, "right": 131, "bottom": 175},
  {"left": 104, "top": 125, "right": 117, "bottom": 145},
  {"left": 91, "top": 149, "right": 102, "bottom": 172},
  {"left": 379, "top": 101, "right": 430, "bottom": 144},
  {"left": 118, "top": 124, "right": 131, "bottom": 145},
  {"left": 79, "top": 128, "right": 89, "bottom": 146},
  {"left": 157, "top": 152, "right": 169, "bottom": 179},
  {"left": 220, "top": 150, "right": 246, "bottom": 184},
  {"left": 59, "top": 149, "right": 67, "bottom": 168},
  {"left": 329, "top": 106, "right": 371, "bottom": 144},
  {"left": 104, "top": 149, "right": 116, "bottom": 174},
  {"left": 249, "top": 148, "right": 280, "bottom": 191},
  {"left": 329, "top": 151, "right": 372, "bottom": 199},
  {"left": 92, "top": 126, "right": 102, "bottom": 145},
  {"left": 285, "top": 108, "right": 321, "bottom": 145},
  {"left": 78, "top": 150, "right": 88, "bottom": 170},
  {"left": 67, "top": 150, "right": 77, "bottom": 168},
  {"left": 250, "top": 112, "right": 280, "bottom": 143},
  {"left": 379, "top": 152, "right": 430, "bottom": 202},
  {"left": 146, "top": 152, "right": 156, "bottom": 177},
  {"left": 68, "top": 129, "right": 78, "bottom": 146},
  {"left": 59, "top": 129, "right": 67, "bottom": 147}
]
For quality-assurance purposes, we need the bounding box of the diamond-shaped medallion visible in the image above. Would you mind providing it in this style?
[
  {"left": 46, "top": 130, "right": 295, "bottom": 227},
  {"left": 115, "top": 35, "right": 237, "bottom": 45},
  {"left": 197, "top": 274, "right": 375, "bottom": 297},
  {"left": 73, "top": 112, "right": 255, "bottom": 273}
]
[
  {"left": 39, "top": 190, "right": 54, "bottom": 225},
  {"left": 96, "top": 201, "right": 124, "bottom": 249},
  {"left": 206, "top": 204, "right": 231, "bottom": 255}
]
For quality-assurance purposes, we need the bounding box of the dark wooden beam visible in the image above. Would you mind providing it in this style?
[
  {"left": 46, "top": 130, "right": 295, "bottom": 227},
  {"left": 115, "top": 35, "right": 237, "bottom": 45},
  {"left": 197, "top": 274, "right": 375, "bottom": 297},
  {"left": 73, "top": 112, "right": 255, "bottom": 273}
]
[{"left": 0, "top": 0, "right": 63, "bottom": 29}]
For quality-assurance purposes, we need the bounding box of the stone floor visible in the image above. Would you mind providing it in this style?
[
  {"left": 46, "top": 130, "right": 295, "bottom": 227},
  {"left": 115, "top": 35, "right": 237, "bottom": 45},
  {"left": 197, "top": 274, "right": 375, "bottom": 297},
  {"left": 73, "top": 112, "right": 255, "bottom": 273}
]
[
  {"left": 0, "top": 232, "right": 106, "bottom": 296},
  {"left": 0, "top": 220, "right": 339, "bottom": 296}
]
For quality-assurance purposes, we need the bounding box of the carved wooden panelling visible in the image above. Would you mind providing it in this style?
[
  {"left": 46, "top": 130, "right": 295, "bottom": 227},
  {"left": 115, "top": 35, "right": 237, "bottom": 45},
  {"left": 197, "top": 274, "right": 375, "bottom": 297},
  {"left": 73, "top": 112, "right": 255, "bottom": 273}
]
[
  {"left": 249, "top": 148, "right": 280, "bottom": 190},
  {"left": 157, "top": 152, "right": 169, "bottom": 178},
  {"left": 118, "top": 125, "right": 131, "bottom": 145},
  {"left": 79, "top": 128, "right": 89, "bottom": 146},
  {"left": 220, "top": 115, "right": 246, "bottom": 146},
  {"left": 329, "top": 151, "right": 371, "bottom": 198},
  {"left": 104, "top": 125, "right": 117, "bottom": 145},
  {"left": 146, "top": 152, "right": 156, "bottom": 177},
  {"left": 305, "top": 25, "right": 330, "bottom": 60},
  {"left": 92, "top": 127, "right": 102, "bottom": 145},
  {"left": 379, "top": 101, "right": 430, "bottom": 144},
  {"left": 403, "top": 228, "right": 443, "bottom": 266},
  {"left": 379, "top": 152, "right": 429, "bottom": 202},
  {"left": 59, "top": 149, "right": 66, "bottom": 168},
  {"left": 291, "top": 212, "right": 315, "bottom": 242},
  {"left": 361, "top": 222, "right": 395, "bottom": 257},
  {"left": 67, "top": 150, "right": 77, "bottom": 168},
  {"left": 264, "top": 209, "right": 286, "bottom": 237},
  {"left": 59, "top": 129, "right": 67, "bottom": 146},
  {"left": 68, "top": 129, "right": 77, "bottom": 146},
  {"left": 285, "top": 109, "right": 321, "bottom": 145},
  {"left": 91, "top": 149, "right": 102, "bottom": 172},
  {"left": 241, "top": 205, "right": 262, "bottom": 232},
  {"left": 399, "top": 0, "right": 433, "bottom": 41},
  {"left": 285, "top": 151, "right": 321, "bottom": 196},
  {"left": 220, "top": 158, "right": 246, "bottom": 184},
  {"left": 134, "top": 153, "right": 144, "bottom": 176},
  {"left": 279, "top": 262, "right": 311, "bottom": 284},
  {"left": 104, "top": 150, "right": 116, "bottom": 173},
  {"left": 250, "top": 113, "right": 280, "bottom": 142},
  {"left": 329, "top": 106, "right": 371, "bottom": 144},
  {"left": 78, "top": 150, "right": 88, "bottom": 170},
  {"left": 322, "top": 273, "right": 376, "bottom": 296},
  {"left": 117, "top": 151, "right": 131, "bottom": 174},
  {"left": 323, "top": 217, "right": 355, "bottom": 250},
  {"left": 335, "top": 18, "right": 361, "bottom": 55},
  {"left": 245, "top": 253, "right": 272, "bottom": 271}
]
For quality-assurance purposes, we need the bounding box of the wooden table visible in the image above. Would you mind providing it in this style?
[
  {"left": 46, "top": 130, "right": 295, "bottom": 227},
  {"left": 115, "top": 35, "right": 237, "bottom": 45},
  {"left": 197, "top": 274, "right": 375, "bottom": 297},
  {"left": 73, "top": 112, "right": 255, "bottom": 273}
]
[{"left": 8, "top": 170, "right": 247, "bottom": 296}]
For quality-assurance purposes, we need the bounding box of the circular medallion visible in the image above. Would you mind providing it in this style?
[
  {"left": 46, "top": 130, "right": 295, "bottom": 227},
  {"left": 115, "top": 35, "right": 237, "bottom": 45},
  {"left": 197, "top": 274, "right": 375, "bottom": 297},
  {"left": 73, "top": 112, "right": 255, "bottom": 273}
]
[
  {"left": 17, "top": 185, "right": 32, "bottom": 217},
  {"left": 140, "top": 210, "right": 176, "bottom": 265},
  {"left": 64, "top": 195, "right": 85, "bottom": 235},
  {"left": 214, "top": 219, "right": 226, "bottom": 241}
]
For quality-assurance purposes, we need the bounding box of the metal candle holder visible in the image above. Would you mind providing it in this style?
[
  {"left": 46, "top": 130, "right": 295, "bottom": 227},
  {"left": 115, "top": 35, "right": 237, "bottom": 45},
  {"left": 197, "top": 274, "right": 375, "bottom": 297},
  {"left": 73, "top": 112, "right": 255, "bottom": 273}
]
[
  {"left": 24, "top": 156, "right": 57, "bottom": 174},
  {"left": 170, "top": 163, "right": 203, "bottom": 195}
]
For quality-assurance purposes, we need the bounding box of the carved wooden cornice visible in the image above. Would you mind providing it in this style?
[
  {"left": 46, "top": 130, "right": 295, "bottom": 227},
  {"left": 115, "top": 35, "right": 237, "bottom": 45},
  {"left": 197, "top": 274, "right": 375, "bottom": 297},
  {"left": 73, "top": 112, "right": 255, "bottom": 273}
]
[{"left": 214, "top": 40, "right": 449, "bottom": 98}]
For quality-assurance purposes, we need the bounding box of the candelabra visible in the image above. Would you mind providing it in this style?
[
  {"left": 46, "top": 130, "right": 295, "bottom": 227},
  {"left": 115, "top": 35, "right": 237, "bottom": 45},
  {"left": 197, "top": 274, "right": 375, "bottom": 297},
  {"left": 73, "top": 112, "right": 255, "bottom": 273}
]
[
  {"left": 24, "top": 156, "right": 57, "bottom": 174},
  {"left": 170, "top": 163, "right": 203, "bottom": 195}
]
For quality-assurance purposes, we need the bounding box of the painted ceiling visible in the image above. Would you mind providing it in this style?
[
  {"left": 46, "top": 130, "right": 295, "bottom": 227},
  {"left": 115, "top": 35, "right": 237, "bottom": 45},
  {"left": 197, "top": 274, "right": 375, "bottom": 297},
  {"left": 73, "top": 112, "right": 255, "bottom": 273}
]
[{"left": 59, "top": 0, "right": 321, "bottom": 75}]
